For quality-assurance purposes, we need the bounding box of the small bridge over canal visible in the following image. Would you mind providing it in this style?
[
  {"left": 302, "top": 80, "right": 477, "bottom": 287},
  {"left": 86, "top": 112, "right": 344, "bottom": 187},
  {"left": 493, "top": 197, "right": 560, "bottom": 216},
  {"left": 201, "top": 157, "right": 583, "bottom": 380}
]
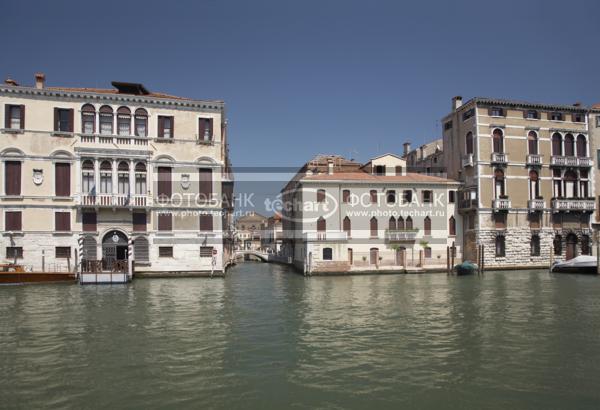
[{"left": 233, "top": 250, "right": 292, "bottom": 264}]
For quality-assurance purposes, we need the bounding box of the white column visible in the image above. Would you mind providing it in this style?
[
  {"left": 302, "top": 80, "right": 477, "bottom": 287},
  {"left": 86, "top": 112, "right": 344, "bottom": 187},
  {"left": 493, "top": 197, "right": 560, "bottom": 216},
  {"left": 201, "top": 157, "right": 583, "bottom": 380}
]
[
  {"left": 94, "top": 159, "right": 100, "bottom": 195},
  {"left": 129, "top": 159, "right": 135, "bottom": 197}
]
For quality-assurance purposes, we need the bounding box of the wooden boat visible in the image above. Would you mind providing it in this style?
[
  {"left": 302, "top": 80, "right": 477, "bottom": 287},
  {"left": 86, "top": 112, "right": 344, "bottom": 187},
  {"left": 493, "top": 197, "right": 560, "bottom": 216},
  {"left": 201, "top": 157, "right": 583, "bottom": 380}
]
[
  {"left": 454, "top": 261, "right": 477, "bottom": 276},
  {"left": 551, "top": 255, "right": 597, "bottom": 274}
]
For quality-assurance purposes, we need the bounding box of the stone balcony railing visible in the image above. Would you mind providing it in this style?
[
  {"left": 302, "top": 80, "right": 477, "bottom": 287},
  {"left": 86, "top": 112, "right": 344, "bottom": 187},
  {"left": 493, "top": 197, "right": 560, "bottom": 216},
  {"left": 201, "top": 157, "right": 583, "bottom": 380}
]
[
  {"left": 461, "top": 154, "right": 474, "bottom": 167},
  {"left": 79, "top": 134, "right": 150, "bottom": 146},
  {"left": 526, "top": 154, "right": 542, "bottom": 166},
  {"left": 550, "top": 156, "right": 592, "bottom": 167},
  {"left": 551, "top": 198, "right": 595, "bottom": 212},
  {"left": 303, "top": 231, "right": 348, "bottom": 241},
  {"left": 491, "top": 152, "right": 508, "bottom": 164},
  {"left": 385, "top": 229, "right": 419, "bottom": 242},
  {"left": 78, "top": 193, "right": 150, "bottom": 208},
  {"left": 492, "top": 198, "right": 511, "bottom": 210},
  {"left": 527, "top": 198, "right": 546, "bottom": 211}
]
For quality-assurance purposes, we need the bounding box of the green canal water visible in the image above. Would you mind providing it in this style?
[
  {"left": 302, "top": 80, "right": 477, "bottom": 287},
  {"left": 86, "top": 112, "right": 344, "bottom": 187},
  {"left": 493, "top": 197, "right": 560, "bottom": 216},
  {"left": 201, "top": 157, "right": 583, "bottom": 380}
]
[{"left": 1, "top": 263, "right": 600, "bottom": 409}]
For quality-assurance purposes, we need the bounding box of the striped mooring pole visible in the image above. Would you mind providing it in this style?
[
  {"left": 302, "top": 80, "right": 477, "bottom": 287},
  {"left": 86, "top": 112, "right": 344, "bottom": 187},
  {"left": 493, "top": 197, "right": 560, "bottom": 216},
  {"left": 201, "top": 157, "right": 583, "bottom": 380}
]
[
  {"left": 127, "top": 237, "right": 134, "bottom": 280},
  {"left": 77, "top": 235, "right": 84, "bottom": 275}
]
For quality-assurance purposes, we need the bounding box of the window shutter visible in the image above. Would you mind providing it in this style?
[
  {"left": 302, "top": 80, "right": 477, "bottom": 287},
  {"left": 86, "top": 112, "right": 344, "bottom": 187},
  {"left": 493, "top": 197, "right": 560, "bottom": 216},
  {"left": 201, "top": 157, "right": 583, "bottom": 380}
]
[
  {"left": 55, "top": 163, "right": 70, "bottom": 196},
  {"left": 133, "top": 212, "right": 147, "bottom": 232},
  {"left": 53, "top": 108, "right": 59, "bottom": 131},
  {"left": 68, "top": 109, "right": 74, "bottom": 132},
  {"left": 5, "top": 211, "right": 22, "bottom": 231},
  {"left": 198, "top": 118, "right": 206, "bottom": 140},
  {"left": 19, "top": 105, "right": 25, "bottom": 129},
  {"left": 170, "top": 116, "right": 175, "bottom": 138},
  {"left": 157, "top": 167, "right": 172, "bottom": 198},
  {"left": 199, "top": 168, "right": 212, "bottom": 200},
  {"left": 158, "top": 213, "right": 172, "bottom": 231},
  {"left": 158, "top": 116, "right": 164, "bottom": 138},
  {"left": 55, "top": 212, "right": 71, "bottom": 231},
  {"left": 82, "top": 212, "right": 97, "bottom": 232},
  {"left": 4, "top": 105, "right": 9, "bottom": 128},
  {"left": 5, "top": 161, "right": 21, "bottom": 196},
  {"left": 200, "top": 214, "right": 213, "bottom": 232},
  {"left": 208, "top": 119, "right": 213, "bottom": 140},
  {"left": 488, "top": 107, "right": 493, "bottom": 116}
]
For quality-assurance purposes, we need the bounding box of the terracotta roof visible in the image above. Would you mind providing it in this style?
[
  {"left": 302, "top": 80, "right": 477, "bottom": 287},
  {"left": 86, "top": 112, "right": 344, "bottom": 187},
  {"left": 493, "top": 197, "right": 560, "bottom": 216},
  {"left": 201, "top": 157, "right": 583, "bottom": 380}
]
[
  {"left": 46, "top": 87, "right": 193, "bottom": 101},
  {"left": 593, "top": 103, "right": 600, "bottom": 109},
  {"left": 302, "top": 171, "right": 458, "bottom": 184}
]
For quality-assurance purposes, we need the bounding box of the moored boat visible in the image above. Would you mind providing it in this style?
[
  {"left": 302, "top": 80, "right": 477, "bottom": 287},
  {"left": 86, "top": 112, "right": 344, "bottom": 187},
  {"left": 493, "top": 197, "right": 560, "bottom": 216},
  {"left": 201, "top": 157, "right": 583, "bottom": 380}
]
[
  {"left": 551, "top": 255, "right": 597, "bottom": 274},
  {"left": 454, "top": 261, "right": 477, "bottom": 276}
]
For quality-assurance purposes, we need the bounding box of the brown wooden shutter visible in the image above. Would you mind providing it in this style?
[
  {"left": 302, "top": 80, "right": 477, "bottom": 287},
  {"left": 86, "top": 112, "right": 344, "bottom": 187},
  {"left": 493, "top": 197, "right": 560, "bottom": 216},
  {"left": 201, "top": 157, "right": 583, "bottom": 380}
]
[
  {"left": 55, "top": 163, "right": 70, "bottom": 196},
  {"left": 68, "top": 109, "right": 74, "bottom": 132},
  {"left": 82, "top": 212, "right": 97, "bottom": 232},
  {"left": 317, "top": 189, "right": 325, "bottom": 202},
  {"left": 157, "top": 167, "right": 172, "bottom": 197},
  {"left": 5, "top": 211, "right": 22, "bottom": 231},
  {"left": 424, "top": 217, "right": 431, "bottom": 235},
  {"left": 170, "top": 116, "right": 175, "bottom": 138},
  {"left": 53, "top": 108, "right": 59, "bottom": 131},
  {"left": 19, "top": 105, "right": 25, "bottom": 129},
  {"left": 132, "top": 212, "right": 147, "bottom": 232},
  {"left": 342, "top": 190, "right": 350, "bottom": 203},
  {"left": 395, "top": 165, "right": 403, "bottom": 175},
  {"left": 5, "top": 161, "right": 21, "bottom": 196},
  {"left": 4, "top": 105, "right": 10, "bottom": 128},
  {"left": 208, "top": 118, "right": 213, "bottom": 140},
  {"left": 55, "top": 212, "right": 71, "bottom": 231},
  {"left": 198, "top": 118, "right": 206, "bottom": 140},
  {"left": 158, "top": 213, "right": 172, "bottom": 231},
  {"left": 200, "top": 214, "right": 213, "bottom": 232},
  {"left": 158, "top": 116, "right": 164, "bottom": 138},
  {"left": 317, "top": 217, "right": 326, "bottom": 232},
  {"left": 199, "top": 168, "right": 212, "bottom": 201}
]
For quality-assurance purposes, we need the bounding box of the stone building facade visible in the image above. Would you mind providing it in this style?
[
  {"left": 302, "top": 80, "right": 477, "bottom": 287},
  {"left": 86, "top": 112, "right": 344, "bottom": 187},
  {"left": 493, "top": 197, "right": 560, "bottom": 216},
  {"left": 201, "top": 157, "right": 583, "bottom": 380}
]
[{"left": 1, "top": 74, "right": 234, "bottom": 274}]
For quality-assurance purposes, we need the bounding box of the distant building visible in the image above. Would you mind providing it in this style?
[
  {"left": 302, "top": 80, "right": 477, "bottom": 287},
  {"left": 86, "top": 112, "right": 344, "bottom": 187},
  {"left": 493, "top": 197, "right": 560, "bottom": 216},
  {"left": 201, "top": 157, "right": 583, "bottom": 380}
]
[
  {"left": 402, "top": 139, "right": 444, "bottom": 176},
  {"left": 262, "top": 212, "right": 283, "bottom": 253},
  {"left": 235, "top": 212, "right": 268, "bottom": 250}
]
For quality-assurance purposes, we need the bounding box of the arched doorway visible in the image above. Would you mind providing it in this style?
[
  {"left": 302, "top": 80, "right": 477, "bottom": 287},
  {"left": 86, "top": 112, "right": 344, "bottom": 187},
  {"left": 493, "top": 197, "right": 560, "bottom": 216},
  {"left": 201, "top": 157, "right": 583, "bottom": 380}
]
[
  {"left": 566, "top": 233, "right": 578, "bottom": 261},
  {"left": 102, "top": 230, "right": 128, "bottom": 267}
]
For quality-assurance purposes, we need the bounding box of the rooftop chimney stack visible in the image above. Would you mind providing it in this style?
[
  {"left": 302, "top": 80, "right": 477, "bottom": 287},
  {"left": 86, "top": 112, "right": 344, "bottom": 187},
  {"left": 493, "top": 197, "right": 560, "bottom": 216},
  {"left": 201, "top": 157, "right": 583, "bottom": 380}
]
[
  {"left": 403, "top": 142, "right": 411, "bottom": 156},
  {"left": 452, "top": 96, "right": 463, "bottom": 111},
  {"left": 35, "top": 73, "right": 45, "bottom": 89},
  {"left": 4, "top": 77, "right": 18, "bottom": 86}
]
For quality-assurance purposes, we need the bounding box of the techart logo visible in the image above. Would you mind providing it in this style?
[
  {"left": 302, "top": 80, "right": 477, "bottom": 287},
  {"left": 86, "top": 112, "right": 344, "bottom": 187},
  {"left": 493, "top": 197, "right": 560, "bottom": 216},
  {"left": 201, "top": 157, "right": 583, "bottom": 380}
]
[{"left": 265, "top": 188, "right": 339, "bottom": 224}]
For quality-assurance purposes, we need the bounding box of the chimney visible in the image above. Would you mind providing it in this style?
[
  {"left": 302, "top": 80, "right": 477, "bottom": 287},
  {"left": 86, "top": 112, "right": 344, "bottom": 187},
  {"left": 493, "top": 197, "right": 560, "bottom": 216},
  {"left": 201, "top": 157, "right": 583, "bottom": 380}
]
[
  {"left": 35, "top": 72, "right": 45, "bottom": 89},
  {"left": 452, "top": 96, "right": 463, "bottom": 111},
  {"left": 403, "top": 142, "right": 411, "bottom": 156},
  {"left": 4, "top": 77, "right": 18, "bottom": 86},
  {"left": 327, "top": 160, "right": 334, "bottom": 175}
]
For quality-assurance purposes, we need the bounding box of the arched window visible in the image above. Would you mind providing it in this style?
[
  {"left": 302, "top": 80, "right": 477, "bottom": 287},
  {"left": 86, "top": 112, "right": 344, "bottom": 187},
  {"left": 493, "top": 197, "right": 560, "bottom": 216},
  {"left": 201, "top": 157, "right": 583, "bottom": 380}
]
[
  {"left": 552, "top": 133, "right": 562, "bottom": 156},
  {"left": 576, "top": 134, "right": 587, "bottom": 158},
  {"left": 317, "top": 217, "right": 326, "bottom": 232},
  {"left": 529, "top": 170, "right": 539, "bottom": 199},
  {"left": 495, "top": 235, "right": 506, "bottom": 257},
  {"left": 406, "top": 216, "right": 413, "bottom": 230},
  {"left": 424, "top": 216, "right": 431, "bottom": 236},
  {"left": 530, "top": 235, "right": 540, "bottom": 256},
  {"left": 564, "top": 170, "right": 577, "bottom": 198},
  {"left": 322, "top": 247, "right": 333, "bottom": 260},
  {"left": 117, "top": 107, "right": 131, "bottom": 136},
  {"left": 492, "top": 129, "right": 504, "bottom": 153},
  {"left": 387, "top": 190, "right": 396, "bottom": 204},
  {"left": 494, "top": 168, "right": 505, "bottom": 198},
  {"left": 397, "top": 216, "right": 405, "bottom": 230},
  {"left": 564, "top": 134, "right": 575, "bottom": 157},
  {"left": 527, "top": 131, "right": 538, "bottom": 155},
  {"left": 553, "top": 235, "right": 562, "bottom": 256},
  {"left": 369, "top": 248, "right": 379, "bottom": 265},
  {"left": 343, "top": 216, "right": 351, "bottom": 237},
  {"left": 582, "top": 235, "right": 591, "bottom": 255},
  {"left": 134, "top": 236, "right": 149, "bottom": 262},
  {"left": 342, "top": 189, "right": 350, "bottom": 203},
  {"left": 99, "top": 105, "right": 114, "bottom": 135},
  {"left": 135, "top": 162, "right": 147, "bottom": 195},
  {"left": 99, "top": 160, "right": 112, "bottom": 194},
  {"left": 388, "top": 216, "right": 396, "bottom": 231},
  {"left": 465, "top": 132, "right": 474, "bottom": 155},
  {"left": 449, "top": 216, "right": 456, "bottom": 236},
  {"left": 134, "top": 108, "right": 148, "bottom": 137},
  {"left": 81, "top": 104, "right": 96, "bottom": 134},
  {"left": 118, "top": 161, "right": 130, "bottom": 195},
  {"left": 81, "top": 160, "right": 95, "bottom": 194},
  {"left": 316, "top": 189, "right": 326, "bottom": 203},
  {"left": 370, "top": 217, "right": 378, "bottom": 237}
]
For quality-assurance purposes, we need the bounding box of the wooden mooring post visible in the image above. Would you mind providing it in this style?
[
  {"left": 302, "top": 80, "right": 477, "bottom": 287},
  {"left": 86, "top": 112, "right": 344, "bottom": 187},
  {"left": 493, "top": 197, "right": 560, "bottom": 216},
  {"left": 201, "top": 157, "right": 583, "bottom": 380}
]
[{"left": 446, "top": 246, "right": 451, "bottom": 275}]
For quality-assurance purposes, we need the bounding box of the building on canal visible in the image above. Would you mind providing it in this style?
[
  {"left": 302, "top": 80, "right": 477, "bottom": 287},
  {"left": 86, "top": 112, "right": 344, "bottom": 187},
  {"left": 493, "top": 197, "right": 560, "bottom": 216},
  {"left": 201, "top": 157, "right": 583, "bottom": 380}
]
[
  {"left": 280, "top": 154, "right": 462, "bottom": 274},
  {"left": 0, "top": 73, "right": 234, "bottom": 275},
  {"left": 234, "top": 211, "right": 268, "bottom": 250},
  {"left": 262, "top": 212, "right": 283, "bottom": 254},
  {"left": 442, "top": 96, "right": 596, "bottom": 268},
  {"left": 402, "top": 139, "right": 445, "bottom": 176}
]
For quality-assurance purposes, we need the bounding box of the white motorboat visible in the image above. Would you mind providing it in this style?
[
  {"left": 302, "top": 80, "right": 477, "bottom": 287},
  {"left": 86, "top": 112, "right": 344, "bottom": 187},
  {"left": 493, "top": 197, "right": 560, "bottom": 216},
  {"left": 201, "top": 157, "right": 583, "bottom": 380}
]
[{"left": 551, "top": 255, "right": 597, "bottom": 274}]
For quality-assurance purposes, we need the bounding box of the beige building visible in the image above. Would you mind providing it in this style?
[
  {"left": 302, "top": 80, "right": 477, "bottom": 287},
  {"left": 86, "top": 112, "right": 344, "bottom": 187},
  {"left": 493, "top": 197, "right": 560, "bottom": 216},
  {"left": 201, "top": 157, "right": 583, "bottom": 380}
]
[
  {"left": 443, "top": 96, "right": 595, "bottom": 268},
  {"left": 1, "top": 74, "right": 234, "bottom": 275},
  {"left": 234, "top": 211, "right": 267, "bottom": 250},
  {"left": 402, "top": 139, "right": 444, "bottom": 175}
]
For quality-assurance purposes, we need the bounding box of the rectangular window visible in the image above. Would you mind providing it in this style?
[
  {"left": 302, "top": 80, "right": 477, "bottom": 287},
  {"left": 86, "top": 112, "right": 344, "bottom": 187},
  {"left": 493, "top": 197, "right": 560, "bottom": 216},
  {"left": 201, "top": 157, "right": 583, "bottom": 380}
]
[
  {"left": 55, "top": 163, "right": 71, "bottom": 196},
  {"left": 82, "top": 212, "right": 97, "bottom": 232},
  {"left": 5, "top": 105, "right": 24, "bottom": 129},
  {"left": 573, "top": 113, "right": 584, "bottom": 123},
  {"left": 5, "top": 211, "right": 22, "bottom": 231},
  {"left": 199, "top": 168, "right": 213, "bottom": 201},
  {"left": 403, "top": 190, "right": 412, "bottom": 203},
  {"left": 550, "top": 112, "right": 563, "bottom": 121},
  {"left": 54, "top": 108, "right": 74, "bottom": 132},
  {"left": 4, "top": 161, "right": 21, "bottom": 196},
  {"left": 462, "top": 108, "right": 474, "bottom": 121},
  {"left": 55, "top": 246, "right": 71, "bottom": 258},
  {"left": 55, "top": 212, "right": 71, "bottom": 231},
  {"left": 198, "top": 118, "right": 213, "bottom": 141},
  {"left": 387, "top": 190, "right": 396, "bottom": 204},
  {"left": 159, "top": 246, "right": 173, "bottom": 257},
  {"left": 422, "top": 190, "right": 433, "bottom": 203},
  {"left": 370, "top": 190, "right": 377, "bottom": 204},
  {"left": 525, "top": 110, "right": 538, "bottom": 119},
  {"left": 529, "top": 212, "right": 541, "bottom": 229},
  {"left": 444, "top": 121, "right": 452, "bottom": 130},
  {"left": 490, "top": 107, "right": 504, "bottom": 117},
  {"left": 135, "top": 115, "right": 147, "bottom": 137},
  {"left": 317, "top": 189, "right": 326, "bottom": 203},
  {"left": 157, "top": 167, "right": 172, "bottom": 198},
  {"left": 596, "top": 116, "right": 600, "bottom": 128},
  {"left": 133, "top": 212, "right": 147, "bottom": 232},
  {"left": 6, "top": 246, "right": 23, "bottom": 259},
  {"left": 200, "top": 246, "right": 214, "bottom": 258},
  {"left": 118, "top": 114, "right": 130, "bottom": 135},
  {"left": 158, "top": 116, "right": 174, "bottom": 139},
  {"left": 158, "top": 213, "right": 172, "bottom": 231},
  {"left": 99, "top": 113, "right": 113, "bottom": 135},
  {"left": 495, "top": 237, "right": 506, "bottom": 257},
  {"left": 449, "top": 190, "right": 456, "bottom": 203},
  {"left": 200, "top": 214, "right": 213, "bottom": 232},
  {"left": 342, "top": 189, "right": 350, "bottom": 203},
  {"left": 82, "top": 112, "right": 95, "bottom": 134},
  {"left": 494, "top": 212, "right": 507, "bottom": 229}
]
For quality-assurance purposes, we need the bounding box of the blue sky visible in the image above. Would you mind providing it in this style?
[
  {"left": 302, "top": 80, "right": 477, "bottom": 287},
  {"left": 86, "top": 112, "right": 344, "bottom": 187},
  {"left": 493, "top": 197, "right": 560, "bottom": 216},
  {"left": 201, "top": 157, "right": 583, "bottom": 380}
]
[{"left": 2, "top": 0, "right": 599, "bottom": 213}]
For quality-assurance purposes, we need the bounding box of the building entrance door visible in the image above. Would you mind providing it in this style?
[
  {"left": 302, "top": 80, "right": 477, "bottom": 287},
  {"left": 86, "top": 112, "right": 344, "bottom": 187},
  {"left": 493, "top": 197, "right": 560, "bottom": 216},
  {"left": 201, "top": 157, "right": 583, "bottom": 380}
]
[{"left": 102, "top": 230, "right": 128, "bottom": 269}]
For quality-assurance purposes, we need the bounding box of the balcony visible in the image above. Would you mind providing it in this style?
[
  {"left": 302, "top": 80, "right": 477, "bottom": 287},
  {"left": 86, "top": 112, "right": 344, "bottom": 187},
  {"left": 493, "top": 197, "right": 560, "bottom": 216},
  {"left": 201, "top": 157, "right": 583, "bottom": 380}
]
[
  {"left": 491, "top": 152, "right": 508, "bottom": 164},
  {"left": 385, "top": 229, "right": 419, "bottom": 242},
  {"left": 492, "top": 198, "right": 511, "bottom": 211},
  {"left": 550, "top": 156, "right": 592, "bottom": 167},
  {"left": 303, "top": 231, "right": 348, "bottom": 241},
  {"left": 461, "top": 154, "right": 474, "bottom": 167},
  {"left": 551, "top": 198, "right": 595, "bottom": 212},
  {"left": 79, "top": 134, "right": 150, "bottom": 146},
  {"left": 526, "top": 154, "right": 542, "bottom": 166},
  {"left": 527, "top": 198, "right": 545, "bottom": 211},
  {"left": 78, "top": 194, "right": 150, "bottom": 208},
  {"left": 458, "top": 198, "right": 478, "bottom": 211}
]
